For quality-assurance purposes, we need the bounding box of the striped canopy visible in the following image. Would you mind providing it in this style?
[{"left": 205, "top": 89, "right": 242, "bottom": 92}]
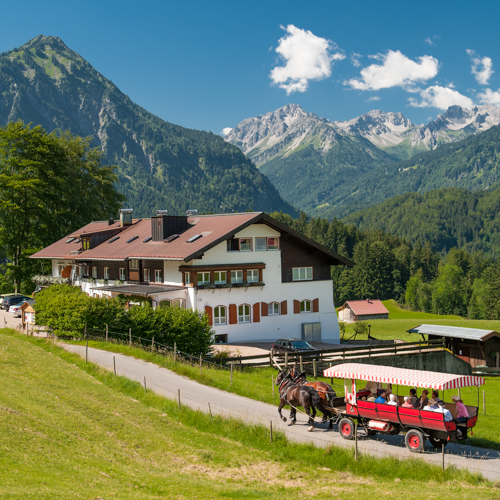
[{"left": 323, "top": 363, "right": 484, "bottom": 390}]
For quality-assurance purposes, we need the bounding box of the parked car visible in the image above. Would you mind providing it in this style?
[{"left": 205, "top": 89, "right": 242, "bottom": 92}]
[
  {"left": 2, "top": 295, "right": 31, "bottom": 310},
  {"left": 9, "top": 298, "right": 35, "bottom": 317},
  {"left": 271, "top": 338, "right": 315, "bottom": 356},
  {"left": 0, "top": 293, "right": 19, "bottom": 306}
]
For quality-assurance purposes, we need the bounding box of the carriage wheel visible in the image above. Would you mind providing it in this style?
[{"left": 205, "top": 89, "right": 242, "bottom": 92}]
[
  {"left": 428, "top": 437, "right": 448, "bottom": 448},
  {"left": 339, "top": 418, "right": 355, "bottom": 440},
  {"left": 405, "top": 429, "right": 424, "bottom": 452}
]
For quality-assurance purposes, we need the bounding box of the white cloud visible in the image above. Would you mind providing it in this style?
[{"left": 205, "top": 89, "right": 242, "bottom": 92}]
[
  {"left": 366, "top": 96, "right": 381, "bottom": 102},
  {"left": 467, "top": 49, "right": 493, "bottom": 85},
  {"left": 478, "top": 88, "right": 500, "bottom": 105},
  {"left": 221, "top": 127, "right": 233, "bottom": 136},
  {"left": 351, "top": 52, "right": 362, "bottom": 67},
  {"left": 408, "top": 85, "right": 474, "bottom": 109},
  {"left": 270, "top": 25, "right": 345, "bottom": 94},
  {"left": 424, "top": 37, "right": 435, "bottom": 46},
  {"left": 346, "top": 50, "right": 439, "bottom": 91}
]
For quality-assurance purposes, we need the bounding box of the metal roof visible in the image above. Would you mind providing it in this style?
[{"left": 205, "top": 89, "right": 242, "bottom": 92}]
[
  {"left": 407, "top": 324, "right": 500, "bottom": 342},
  {"left": 91, "top": 284, "right": 185, "bottom": 296},
  {"left": 343, "top": 299, "right": 389, "bottom": 316}
]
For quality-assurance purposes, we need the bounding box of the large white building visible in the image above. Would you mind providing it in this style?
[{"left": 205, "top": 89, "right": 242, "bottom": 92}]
[{"left": 31, "top": 211, "right": 353, "bottom": 344}]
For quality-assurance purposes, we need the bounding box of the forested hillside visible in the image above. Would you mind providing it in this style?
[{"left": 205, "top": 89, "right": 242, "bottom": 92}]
[
  {"left": 271, "top": 211, "right": 500, "bottom": 320},
  {"left": 318, "top": 122, "right": 500, "bottom": 219},
  {"left": 343, "top": 186, "right": 500, "bottom": 259},
  {"left": 0, "top": 35, "right": 297, "bottom": 217}
]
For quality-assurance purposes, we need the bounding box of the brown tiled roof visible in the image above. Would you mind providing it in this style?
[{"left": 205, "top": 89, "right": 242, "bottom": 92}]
[
  {"left": 31, "top": 212, "right": 354, "bottom": 266},
  {"left": 345, "top": 299, "right": 389, "bottom": 316}
]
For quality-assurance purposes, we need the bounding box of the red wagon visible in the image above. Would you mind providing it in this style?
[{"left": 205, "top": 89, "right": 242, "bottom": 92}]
[{"left": 323, "top": 363, "right": 484, "bottom": 452}]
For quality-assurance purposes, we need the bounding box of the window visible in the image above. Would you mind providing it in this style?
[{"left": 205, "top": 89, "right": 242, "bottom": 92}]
[
  {"left": 230, "top": 270, "right": 243, "bottom": 283},
  {"left": 247, "top": 269, "right": 259, "bottom": 283},
  {"left": 57, "top": 264, "right": 64, "bottom": 276},
  {"left": 82, "top": 239, "right": 90, "bottom": 250},
  {"left": 255, "top": 237, "right": 267, "bottom": 251},
  {"left": 92, "top": 267, "right": 98, "bottom": 279},
  {"left": 197, "top": 272, "right": 210, "bottom": 284},
  {"left": 214, "top": 271, "right": 227, "bottom": 284},
  {"left": 129, "top": 259, "right": 139, "bottom": 270},
  {"left": 238, "top": 304, "right": 250, "bottom": 323},
  {"left": 268, "top": 302, "right": 280, "bottom": 315},
  {"left": 171, "top": 298, "right": 185, "bottom": 309},
  {"left": 293, "top": 267, "right": 313, "bottom": 281},
  {"left": 227, "top": 237, "right": 252, "bottom": 251},
  {"left": 300, "top": 300, "right": 312, "bottom": 313},
  {"left": 159, "top": 300, "right": 171, "bottom": 308},
  {"left": 104, "top": 267, "right": 109, "bottom": 280},
  {"left": 214, "top": 334, "right": 228, "bottom": 344},
  {"left": 214, "top": 306, "right": 227, "bottom": 325},
  {"left": 239, "top": 238, "right": 252, "bottom": 251},
  {"left": 154, "top": 269, "right": 162, "bottom": 283},
  {"left": 185, "top": 272, "right": 191, "bottom": 285},
  {"left": 143, "top": 268, "right": 150, "bottom": 282},
  {"left": 267, "top": 237, "right": 279, "bottom": 250},
  {"left": 119, "top": 268, "right": 126, "bottom": 281}
]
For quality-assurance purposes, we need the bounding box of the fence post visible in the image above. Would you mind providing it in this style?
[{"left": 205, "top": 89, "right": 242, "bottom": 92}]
[
  {"left": 230, "top": 363, "right": 233, "bottom": 386},
  {"left": 106, "top": 324, "right": 108, "bottom": 342},
  {"left": 313, "top": 358, "right": 317, "bottom": 378},
  {"left": 113, "top": 356, "right": 116, "bottom": 376},
  {"left": 151, "top": 337, "right": 154, "bottom": 354},
  {"left": 272, "top": 374, "right": 275, "bottom": 397},
  {"left": 199, "top": 355, "right": 202, "bottom": 376},
  {"left": 285, "top": 352, "right": 288, "bottom": 370},
  {"left": 330, "top": 363, "right": 333, "bottom": 385},
  {"left": 177, "top": 389, "right": 181, "bottom": 410},
  {"left": 269, "top": 352, "right": 272, "bottom": 367},
  {"left": 442, "top": 443, "right": 445, "bottom": 472},
  {"left": 85, "top": 341, "right": 88, "bottom": 363},
  {"left": 300, "top": 355, "right": 303, "bottom": 373},
  {"left": 129, "top": 328, "right": 131, "bottom": 346},
  {"left": 208, "top": 402, "right": 213, "bottom": 423},
  {"left": 483, "top": 390, "right": 486, "bottom": 415},
  {"left": 143, "top": 376, "right": 147, "bottom": 392},
  {"left": 270, "top": 420, "right": 273, "bottom": 443},
  {"left": 174, "top": 342, "right": 177, "bottom": 363}
]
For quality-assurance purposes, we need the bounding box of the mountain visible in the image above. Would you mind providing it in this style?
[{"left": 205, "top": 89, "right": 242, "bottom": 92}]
[
  {"left": 342, "top": 185, "right": 500, "bottom": 259},
  {"left": 0, "top": 35, "right": 297, "bottom": 218},
  {"left": 224, "top": 104, "right": 500, "bottom": 218}
]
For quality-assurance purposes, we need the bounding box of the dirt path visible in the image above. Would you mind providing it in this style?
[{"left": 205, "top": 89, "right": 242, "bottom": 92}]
[{"left": 63, "top": 344, "right": 500, "bottom": 481}]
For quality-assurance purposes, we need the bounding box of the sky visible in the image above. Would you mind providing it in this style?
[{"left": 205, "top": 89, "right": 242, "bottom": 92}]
[{"left": 1, "top": 0, "right": 500, "bottom": 134}]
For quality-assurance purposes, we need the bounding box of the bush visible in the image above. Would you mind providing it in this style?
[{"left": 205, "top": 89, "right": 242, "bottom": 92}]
[{"left": 34, "top": 284, "right": 214, "bottom": 355}]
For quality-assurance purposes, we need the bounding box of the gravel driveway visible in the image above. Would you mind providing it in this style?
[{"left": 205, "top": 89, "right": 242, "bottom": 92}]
[{"left": 63, "top": 344, "right": 500, "bottom": 481}]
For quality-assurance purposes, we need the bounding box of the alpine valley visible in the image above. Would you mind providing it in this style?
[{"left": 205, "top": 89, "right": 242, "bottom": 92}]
[
  {"left": 0, "top": 35, "right": 298, "bottom": 218},
  {"left": 225, "top": 103, "right": 500, "bottom": 219}
]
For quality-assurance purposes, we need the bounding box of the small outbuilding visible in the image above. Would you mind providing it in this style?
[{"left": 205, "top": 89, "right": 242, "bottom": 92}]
[
  {"left": 407, "top": 324, "right": 500, "bottom": 368},
  {"left": 338, "top": 299, "right": 389, "bottom": 322}
]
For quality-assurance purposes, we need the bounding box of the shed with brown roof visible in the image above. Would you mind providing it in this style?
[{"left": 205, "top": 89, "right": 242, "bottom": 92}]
[{"left": 338, "top": 299, "right": 389, "bottom": 322}]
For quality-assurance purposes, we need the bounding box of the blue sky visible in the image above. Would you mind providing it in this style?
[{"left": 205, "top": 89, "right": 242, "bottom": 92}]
[{"left": 1, "top": 0, "right": 500, "bottom": 133}]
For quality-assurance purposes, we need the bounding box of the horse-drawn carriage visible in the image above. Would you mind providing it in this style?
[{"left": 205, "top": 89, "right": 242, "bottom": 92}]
[{"left": 322, "top": 363, "right": 484, "bottom": 452}]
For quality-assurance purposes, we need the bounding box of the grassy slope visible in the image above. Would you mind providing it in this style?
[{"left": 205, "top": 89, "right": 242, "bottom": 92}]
[{"left": 2, "top": 330, "right": 495, "bottom": 499}]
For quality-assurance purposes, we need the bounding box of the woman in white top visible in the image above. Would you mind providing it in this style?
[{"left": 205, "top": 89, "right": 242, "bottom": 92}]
[{"left": 387, "top": 394, "right": 398, "bottom": 406}]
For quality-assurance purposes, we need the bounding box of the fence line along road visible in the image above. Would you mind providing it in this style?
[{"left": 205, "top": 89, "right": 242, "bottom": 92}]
[{"left": 62, "top": 343, "right": 500, "bottom": 481}]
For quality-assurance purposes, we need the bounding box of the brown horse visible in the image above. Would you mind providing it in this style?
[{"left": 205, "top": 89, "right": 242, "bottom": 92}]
[
  {"left": 275, "top": 370, "right": 325, "bottom": 431},
  {"left": 289, "top": 364, "right": 337, "bottom": 428}
]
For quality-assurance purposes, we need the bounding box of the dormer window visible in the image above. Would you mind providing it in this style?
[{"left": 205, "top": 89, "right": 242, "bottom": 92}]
[{"left": 82, "top": 239, "right": 91, "bottom": 250}]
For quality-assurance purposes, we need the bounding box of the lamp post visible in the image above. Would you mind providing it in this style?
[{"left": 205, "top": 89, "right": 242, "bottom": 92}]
[{"left": 368, "top": 324, "right": 372, "bottom": 340}]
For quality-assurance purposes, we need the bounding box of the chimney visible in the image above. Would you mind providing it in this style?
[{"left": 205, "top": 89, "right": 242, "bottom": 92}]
[
  {"left": 119, "top": 209, "right": 133, "bottom": 227},
  {"left": 151, "top": 210, "right": 191, "bottom": 241},
  {"left": 108, "top": 216, "right": 115, "bottom": 226}
]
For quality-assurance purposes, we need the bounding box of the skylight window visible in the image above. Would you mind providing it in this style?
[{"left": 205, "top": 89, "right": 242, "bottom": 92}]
[
  {"left": 65, "top": 237, "right": 76, "bottom": 244},
  {"left": 143, "top": 236, "right": 152, "bottom": 243},
  {"left": 107, "top": 236, "right": 120, "bottom": 244},
  {"left": 186, "top": 234, "right": 202, "bottom": 243},
  {"left": 165, "top": 234, "right": 179, "bottom": 242},
  {"left": 126, "top": 236, "right": 139, "bottom": 243}
]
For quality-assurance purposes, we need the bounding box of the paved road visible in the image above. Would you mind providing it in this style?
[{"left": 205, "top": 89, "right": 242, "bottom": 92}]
[{"left": 64, "top": 344, "right": 500, "bottom": 481}]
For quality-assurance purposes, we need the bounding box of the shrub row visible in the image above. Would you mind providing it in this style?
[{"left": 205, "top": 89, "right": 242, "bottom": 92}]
[{"left": 34, "top": 284, "right": 213, "bottom": 355}]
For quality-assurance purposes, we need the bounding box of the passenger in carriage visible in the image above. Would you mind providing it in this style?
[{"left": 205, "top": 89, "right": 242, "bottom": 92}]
[
  {"left": 374, "top": 389, "right": 387, "bottom": 404},
  {"left": 402, "top": 396, "right": 414, "bottom": 408},
  {"left": 422, "top": 398, "right": 438, "bottom": 412},
  {"left": 432, "top": 390, "right": 442, "bottom": 403},
  {"left": 436, "top": 400, "right": 453, "bottom": 421},
  {"left": 409, "top": 388, "right": 418, "bottom": 408},
  {"left": 387, "top": 394, "right": 398, "bottom": 406},
  {"left": 451, "top": 395, "right": 469, "bottom": 423},
  {"left": 362, "top": 380, "right": 379, "bottom": 397},
  {"left": 419, "top": 389, "right": 430, "bottom": 409}
]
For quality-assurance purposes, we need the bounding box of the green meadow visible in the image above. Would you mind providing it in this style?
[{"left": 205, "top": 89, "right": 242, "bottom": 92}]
[{"left": 1, "top": 329, "right": 499, "bottom": 499}]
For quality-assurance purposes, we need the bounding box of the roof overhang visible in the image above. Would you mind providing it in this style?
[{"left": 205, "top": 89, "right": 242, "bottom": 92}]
[
  {"left": 90, "top": 284, "right": 186, "bottom": 296},
  {"left": 407, "top": 324, "right": 500, "bottom": 342}
]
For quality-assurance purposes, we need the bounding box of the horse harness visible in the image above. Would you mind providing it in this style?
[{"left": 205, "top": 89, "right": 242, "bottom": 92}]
[{"left": 278, "top": 377, "right": 296, "bottom": 402}]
